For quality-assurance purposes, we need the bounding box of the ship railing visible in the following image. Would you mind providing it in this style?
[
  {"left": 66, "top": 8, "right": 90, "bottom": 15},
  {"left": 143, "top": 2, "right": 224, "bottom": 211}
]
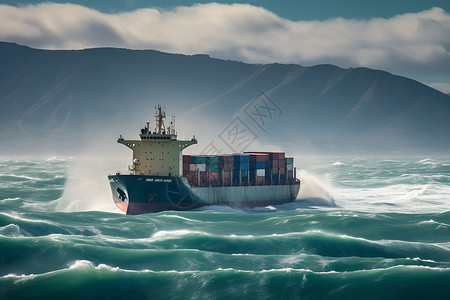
[
  {"left": 178, "top": 136, "right": 197, "bottom": 142},
  {"left": 113, "top": 170, "right": 134, "bottom": 175}
]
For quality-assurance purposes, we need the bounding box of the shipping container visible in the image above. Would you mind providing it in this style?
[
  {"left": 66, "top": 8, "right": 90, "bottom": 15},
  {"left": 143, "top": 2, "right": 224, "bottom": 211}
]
[
  {"left": 256, "top": 169, "right": 265, "bottom": 177},
  {"left": 272, "top": 174, "right": 280, "bottom": 185},
  {"left": 256, "top": 177, "right": 265, "bottom": 185},
  {"left": 257, "top": 161, "right": 268, "bottom": 169},
  {"left": 219, "top": 155, "right": 234, "bottom": 171},
  {"left": 208, "top": 156, "right": 219, "bottom": 165},
  {"left": 233, "top": 154, "right": 250, "bottom": 163},
  {"left": 184, "top": 153, "right": 295, "bottom": 187},
  {"left": 222, "top": 170, "right": 232, "bottom": 178},
  {"left": 247, "top": 153, "right": 269, "bottom": 162},
  {"left": 234, "top": 163, "right": 250, "bottom": 171},
  {"left": 287, "top": 170, "right": 294, "bottom": 183},
  {"left": 285, "top": 157, "right": 294, "bottom": 171},
  {"left": 189, "top": 155, "right": 207, "bottom": 164}
]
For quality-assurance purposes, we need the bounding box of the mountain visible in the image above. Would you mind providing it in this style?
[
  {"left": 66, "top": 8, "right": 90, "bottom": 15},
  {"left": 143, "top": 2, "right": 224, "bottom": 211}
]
[{"left": 1, "top": 42, "right": 449, "bottom": 155}]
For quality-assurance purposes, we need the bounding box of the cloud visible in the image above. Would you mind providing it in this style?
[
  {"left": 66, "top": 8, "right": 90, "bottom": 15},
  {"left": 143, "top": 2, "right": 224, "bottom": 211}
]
[{"left": 1, "top": 3, "right": 450, "bottom": 85}]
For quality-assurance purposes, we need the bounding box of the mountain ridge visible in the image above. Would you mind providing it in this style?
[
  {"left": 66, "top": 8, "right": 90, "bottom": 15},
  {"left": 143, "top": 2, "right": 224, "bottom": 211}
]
[{"left": 1, "top": 41, "right": 449, "bottom": 155}]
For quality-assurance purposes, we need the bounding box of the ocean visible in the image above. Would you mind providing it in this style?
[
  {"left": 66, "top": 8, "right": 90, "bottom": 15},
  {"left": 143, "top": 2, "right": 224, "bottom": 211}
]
[{"left": 1, "top": 156, "right": 449, "bottom": 299}]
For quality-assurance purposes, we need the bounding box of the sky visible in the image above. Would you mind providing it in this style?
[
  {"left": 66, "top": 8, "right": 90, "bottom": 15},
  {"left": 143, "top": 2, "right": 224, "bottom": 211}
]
[{"left": 1, "top": 0, "right": 450, "bottom": 93}]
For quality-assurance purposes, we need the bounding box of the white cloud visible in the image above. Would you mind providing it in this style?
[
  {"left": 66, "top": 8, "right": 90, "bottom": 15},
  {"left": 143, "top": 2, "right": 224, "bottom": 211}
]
[{"left": 1, "top": 3, "right": 450, "bottom": 80}]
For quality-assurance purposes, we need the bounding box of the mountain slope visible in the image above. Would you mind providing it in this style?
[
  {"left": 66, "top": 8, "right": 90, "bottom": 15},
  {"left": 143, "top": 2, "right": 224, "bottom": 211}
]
[{"left": 1, "top": 42, "right": 449, "bottom": 155}]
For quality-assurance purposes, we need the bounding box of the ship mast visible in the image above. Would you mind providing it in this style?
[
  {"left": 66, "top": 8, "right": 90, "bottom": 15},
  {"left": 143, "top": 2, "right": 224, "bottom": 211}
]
[{"left": 155, "top": 105, "right": 166, "bottom": 134}]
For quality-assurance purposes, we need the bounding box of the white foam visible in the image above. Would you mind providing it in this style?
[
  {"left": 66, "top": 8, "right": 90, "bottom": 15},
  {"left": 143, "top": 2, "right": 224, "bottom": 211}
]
[
  {"left": 0, "top": 173, "right": 41, "bottom": 181},
  {"left": 0, "top": 212, "right": 57, "bottom": 224},
  {"left": 150, "top": 229, "right": 208, "bottom": 241},
  {"left": 0, "top": 224, "right": 25, "bottom": 237},
  {"left": 409, "top": 257, "right": 437, "bottom": 263},
  {"left": 296, "top": 170, "right": 336, "bottom": 207},
  {"left": 159, "top": 215, "right": 200, "bottom": 222},
  {"left": 56, "top": 156, "right": 124, "bottom": 213}
]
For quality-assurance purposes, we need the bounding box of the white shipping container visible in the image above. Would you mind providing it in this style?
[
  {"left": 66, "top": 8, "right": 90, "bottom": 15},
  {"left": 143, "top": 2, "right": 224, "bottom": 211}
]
[
  {"left": 197, "top": 163, "right": 206, "bottom": 172},
  {"left": 256, "top": 169, "right": 265, "bottom": 177},
  {"left": 287, "top": 164, "right": 293, "bottom": 171}
]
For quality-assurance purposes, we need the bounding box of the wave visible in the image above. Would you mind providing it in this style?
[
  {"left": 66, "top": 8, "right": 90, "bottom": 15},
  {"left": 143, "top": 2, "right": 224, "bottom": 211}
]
[
  {"left": 2, "top": 261, "right": 450, "bottom": 299},
  {"left": 11, "top": 259, "right": 449, "bottom": 278},
  {"left": 0, "top": 174, "right": 42, "bottom": 182},
  {"left": 159, "top": 214, "right": 202, "bottom": 222},
  {"left": 417, "top": 158, "right": 438, "bottom": 165}
]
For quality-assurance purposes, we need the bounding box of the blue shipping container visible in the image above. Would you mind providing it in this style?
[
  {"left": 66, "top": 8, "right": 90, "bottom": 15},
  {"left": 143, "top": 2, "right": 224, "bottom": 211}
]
[
  {"left": 256, "top": 161, "right": 268, "bottom": 169},
  {"left": 233, "top": 154, "right": 250, "bottom": 163}
]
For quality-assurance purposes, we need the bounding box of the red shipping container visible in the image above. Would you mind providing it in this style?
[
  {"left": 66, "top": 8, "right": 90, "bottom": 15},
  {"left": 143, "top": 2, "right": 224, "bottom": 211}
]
[
  {"left": 183, "top": 155, "right": 190, "bottom": 164},
  {"left": 248, "top": 153, "right": 269, "bottom": 162},
  {"left": 222, "top": 178, "right": 232, "bottom": 186},
  {"left": 223, "top": 173, "right": 231, "bottom": 179},
  {"left": 256, "top": 177, "right": 265, "bottom": 185}
]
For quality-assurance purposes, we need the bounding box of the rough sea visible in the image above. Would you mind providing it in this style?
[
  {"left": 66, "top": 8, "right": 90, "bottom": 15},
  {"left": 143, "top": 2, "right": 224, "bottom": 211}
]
[{"left": 1, "top": 156, "right": 449, "bottom": 299}]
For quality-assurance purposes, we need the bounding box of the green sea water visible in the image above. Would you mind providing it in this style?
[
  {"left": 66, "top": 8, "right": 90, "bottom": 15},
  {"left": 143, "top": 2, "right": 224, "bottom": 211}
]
[{"left": 1, "top": 157, "right": 449, "bottom": 299}]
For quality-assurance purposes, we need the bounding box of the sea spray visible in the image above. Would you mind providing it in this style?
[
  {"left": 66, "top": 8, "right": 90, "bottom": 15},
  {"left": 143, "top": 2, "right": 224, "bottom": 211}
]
[
  {"left": 57, "top": 156, "right": 124, "bottom": 213},
  {"left": 297, "top": 170, "right": 336, "bottom": 207}
]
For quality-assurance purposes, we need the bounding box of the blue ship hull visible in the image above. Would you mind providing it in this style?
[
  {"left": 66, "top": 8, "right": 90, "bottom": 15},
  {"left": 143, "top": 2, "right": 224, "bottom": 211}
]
[{"left": 108, "top": 174, "right": 300, "bottom": 215}]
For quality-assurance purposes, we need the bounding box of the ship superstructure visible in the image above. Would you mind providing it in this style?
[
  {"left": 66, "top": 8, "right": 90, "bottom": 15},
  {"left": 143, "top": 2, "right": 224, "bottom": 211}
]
[{"left": 117, "top": 105, "right": 197, "bottom": 177}]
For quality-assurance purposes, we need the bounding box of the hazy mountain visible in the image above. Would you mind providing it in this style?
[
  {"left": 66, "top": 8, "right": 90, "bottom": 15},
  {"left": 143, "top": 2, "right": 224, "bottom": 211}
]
[{"left": 1, "top": 42, "right": 449, "bottom": 155}]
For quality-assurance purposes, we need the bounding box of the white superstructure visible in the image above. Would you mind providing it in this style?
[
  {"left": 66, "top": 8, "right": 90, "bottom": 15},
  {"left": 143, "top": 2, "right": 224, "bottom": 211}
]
[{"left": 118, "top": 105, "right": 197, "bottom": 176}]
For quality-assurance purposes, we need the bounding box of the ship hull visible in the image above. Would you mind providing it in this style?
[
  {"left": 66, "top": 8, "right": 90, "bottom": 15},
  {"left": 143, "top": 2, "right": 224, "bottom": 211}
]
[{"left": 108, "top": 174, "right": 300, "bottom": 215}]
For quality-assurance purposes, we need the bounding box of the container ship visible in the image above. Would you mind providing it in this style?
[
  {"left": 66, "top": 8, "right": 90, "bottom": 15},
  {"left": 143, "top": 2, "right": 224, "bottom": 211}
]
[{"left": 108, "top": 105, "right": 300, "bottom": 215}]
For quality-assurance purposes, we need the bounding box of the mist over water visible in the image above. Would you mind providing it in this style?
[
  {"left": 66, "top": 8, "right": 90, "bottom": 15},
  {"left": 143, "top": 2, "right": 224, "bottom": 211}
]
[{"left": 1, "top": 156, "right": 449, "bottom": 299}]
